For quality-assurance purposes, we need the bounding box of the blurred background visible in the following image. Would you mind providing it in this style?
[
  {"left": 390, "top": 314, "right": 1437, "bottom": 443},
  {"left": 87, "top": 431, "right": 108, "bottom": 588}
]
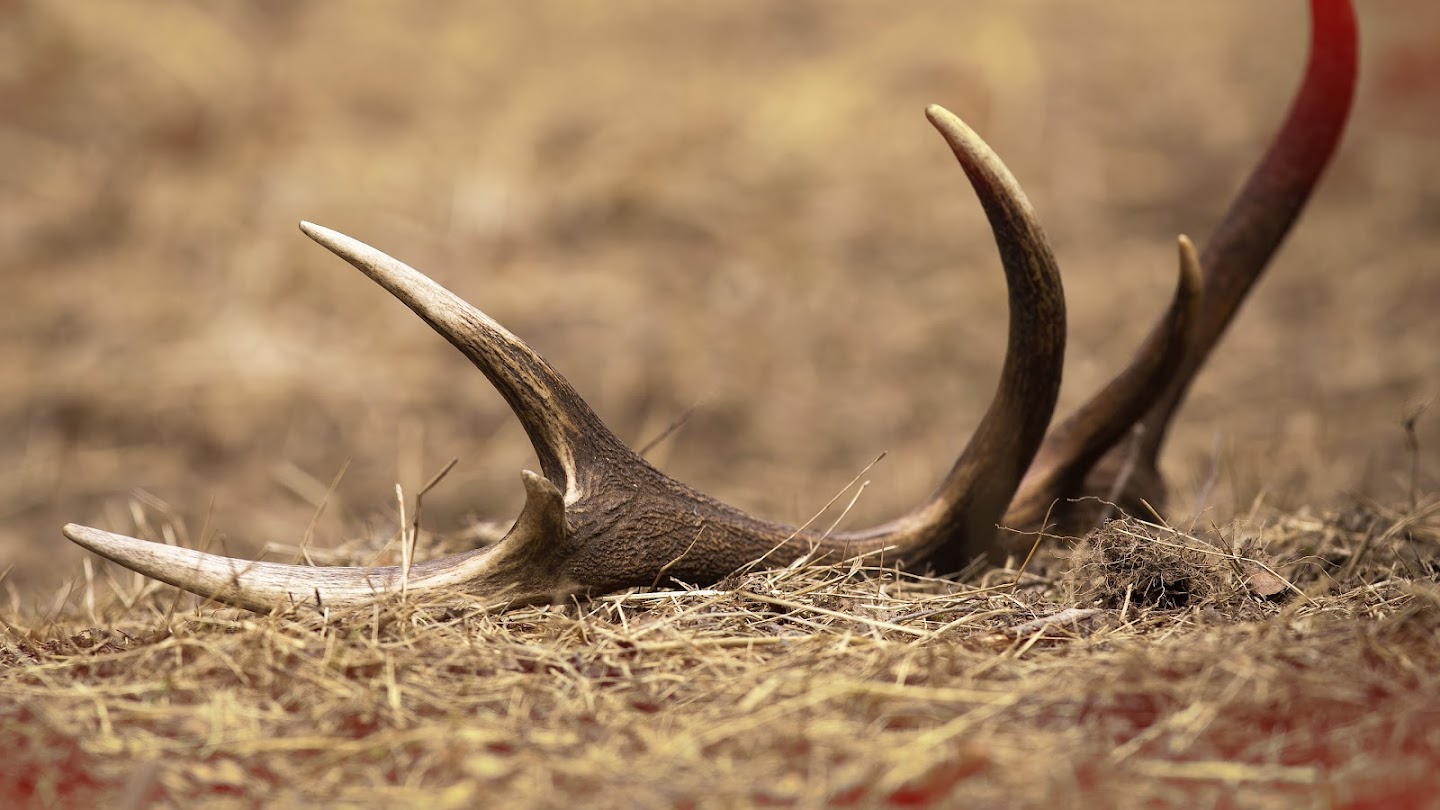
[{"left": 3, "top": 1, "right": 1437, "bottom": 604}]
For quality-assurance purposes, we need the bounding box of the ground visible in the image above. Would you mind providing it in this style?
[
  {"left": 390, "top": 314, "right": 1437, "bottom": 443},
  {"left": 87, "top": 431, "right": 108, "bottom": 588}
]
[{"left": 2, "top": 2, "right": 1438, "bottom": 807}]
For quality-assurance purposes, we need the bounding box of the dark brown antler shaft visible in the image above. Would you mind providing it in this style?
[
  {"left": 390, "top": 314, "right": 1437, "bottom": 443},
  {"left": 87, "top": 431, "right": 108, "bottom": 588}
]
[
  {"left": 63, "top": 106, "right": 1065, "bottom": 611},
  {"left": 1141, "top": 0, "right": 1358, "bottom": 455},
  {"left": 1002, "top": 237, "right": 1202, "bottom": 537},
  {"left": 1004, "top": 0, "right": 1358, "bottom": 535}
]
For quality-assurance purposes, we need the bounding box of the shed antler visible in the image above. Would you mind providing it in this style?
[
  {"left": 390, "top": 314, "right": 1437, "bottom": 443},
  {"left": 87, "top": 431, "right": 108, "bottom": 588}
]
[
  {"left": 62, "top": 0, "right": 1356, "bottom": 612},
  {"left": 1002, "top": 0, "right": 1358, "bottom": 538},
  {"left": 65, "top": 108, "right": 1073, "bottom": 612}
]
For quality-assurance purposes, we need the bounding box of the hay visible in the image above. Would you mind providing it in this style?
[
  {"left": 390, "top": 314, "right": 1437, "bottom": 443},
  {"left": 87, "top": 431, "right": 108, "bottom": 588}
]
[
  {"left": 4, "top": 2, "right": 1439, "bottom": 806},
  {"left": 4, "top": 497, "right": 1438, "bottom": 807}
]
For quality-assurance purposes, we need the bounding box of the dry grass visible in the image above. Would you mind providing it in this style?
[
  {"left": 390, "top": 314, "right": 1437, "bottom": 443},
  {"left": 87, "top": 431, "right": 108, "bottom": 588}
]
[
  {"left": 4, "top": 501, "right": 1440, "bottom": 807},
  {"left": 3, "top": 1, "right": 1440, "bottom": 806}
]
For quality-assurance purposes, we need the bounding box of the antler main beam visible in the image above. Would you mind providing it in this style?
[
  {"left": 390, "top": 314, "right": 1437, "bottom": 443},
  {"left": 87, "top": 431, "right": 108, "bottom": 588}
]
[
  {"left": 64, "top": 108, "right": 1068, "bottom": 611},
  {"left": 62, "top": 0, "right": 1357, "bottom": 612}
]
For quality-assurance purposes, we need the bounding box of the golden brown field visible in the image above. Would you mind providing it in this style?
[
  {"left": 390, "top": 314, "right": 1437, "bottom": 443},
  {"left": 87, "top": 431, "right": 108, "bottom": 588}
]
[{"left": 3, "top": 2, "right": 1438, "bottom": 806}]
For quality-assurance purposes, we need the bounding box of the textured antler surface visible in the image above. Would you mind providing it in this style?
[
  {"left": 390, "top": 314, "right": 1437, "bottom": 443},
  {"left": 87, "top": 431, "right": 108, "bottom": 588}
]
[
  {"left": 64, "top": 106, "right": 1066, "bottom": 611},
  {"left": 1003, "top": 0, "right": 1358, "bottom": 537},
  {"left": 62, "top": 0, "right": 1357, "bottom": 613}
]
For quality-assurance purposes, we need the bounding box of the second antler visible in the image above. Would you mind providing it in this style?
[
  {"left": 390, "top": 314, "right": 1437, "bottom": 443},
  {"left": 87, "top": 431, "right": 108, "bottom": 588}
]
[{"left": 62, "top": 0, "right": 1357, "bottom": 613}]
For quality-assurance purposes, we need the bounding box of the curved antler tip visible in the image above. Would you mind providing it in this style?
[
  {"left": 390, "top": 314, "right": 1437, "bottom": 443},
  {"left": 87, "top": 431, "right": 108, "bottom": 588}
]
[
  {"left": 923, "top": 103, "right": 963, "bottom": 133},
  {"left": 519, "top": 469, "right": 564, "bottom": 502},
  {"left": 299, "top": 223, "right": 397, "bottom": 279},
  {"left": 1175, "top": 234, "right": 1203, "bottom": 299},
  {"left": 62, "top": 523, "right": 111, "bottom": 550},
  {"left": 296, "top": 221, "right": 420, "bottom": 298},
  {"left": 517, "top": 470, "right": 566, "bottom": 522},
  {"left": 62, "top": 523, "right": 166, "bottom": 565},
  {"left": 297, "top": 220, "right": 352, "bottom": 253},
  {"left": 61, "top": 524, "right": 182, "bottom": 582},
  {"left": 924, "top": 104, "right": 986, "bottom": 151},
  {"left": 921, "top": 105, "right": 1025, "bottom": 215}
]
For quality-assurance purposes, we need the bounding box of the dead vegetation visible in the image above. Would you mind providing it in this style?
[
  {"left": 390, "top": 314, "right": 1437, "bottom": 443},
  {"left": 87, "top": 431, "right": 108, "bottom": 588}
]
[
  {"left": 3, "top": 2, "right": 1440, "bottom": 807},
  {"left": 4, "top": 500, "right": 1440, "bottom": 807}
]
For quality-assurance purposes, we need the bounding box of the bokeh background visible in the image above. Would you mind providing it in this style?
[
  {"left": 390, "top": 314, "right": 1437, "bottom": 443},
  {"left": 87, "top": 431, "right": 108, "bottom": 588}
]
[{"left": 3, "top": 1, "right": 1437, "bottom": 603}]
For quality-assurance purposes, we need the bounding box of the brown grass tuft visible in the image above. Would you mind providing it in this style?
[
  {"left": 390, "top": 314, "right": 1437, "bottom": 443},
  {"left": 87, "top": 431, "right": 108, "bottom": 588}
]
[
  {"left": 1065, "top": 521, "right": 1229, "bottom": 611},
  {"left": 4, "top": 497, "right": 1439, "bottom": 806}
]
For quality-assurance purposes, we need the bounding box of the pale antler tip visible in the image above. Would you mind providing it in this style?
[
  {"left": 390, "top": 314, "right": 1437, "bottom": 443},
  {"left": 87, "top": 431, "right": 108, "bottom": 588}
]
[
  {"left": 62, "top": 523, "right": 110, "bottom": 551},
  {"left": 923, "top": 104, "right": 963, "bottom": 134},
  {"left": 1175, "top": 234, "right": 1203, "bottom": 300},
  {"left": 513, "top": 470, "right": 567, "bottom": 543},
  {"left": 62, "top": 523, "right": 176, "bottom": 571},
  {"left": 297, "top": 220, "right": 350, "bottom": 253},
  {"left": 924, "top": 104, "right": 987, "bottom": 152}
]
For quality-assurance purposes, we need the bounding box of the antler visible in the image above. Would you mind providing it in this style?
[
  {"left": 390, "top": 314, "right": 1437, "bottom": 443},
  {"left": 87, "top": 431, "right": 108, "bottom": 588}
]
[
  {"left": 1002, "top": 0, "right": 1358, "bottom": 538},
  {"left": 63, "top": 107, "right": 1067, "bottom": 612},
  {"left": 62, "top": 1, "right": 1358, "bottom": 611}
]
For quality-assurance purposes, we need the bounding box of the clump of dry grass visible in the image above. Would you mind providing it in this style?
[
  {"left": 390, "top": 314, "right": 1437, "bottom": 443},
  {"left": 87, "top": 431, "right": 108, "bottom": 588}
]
[
  {"left": 1066, "top": 520, "right": 1230, "bottom": 611},
  {"left": 4, "top": 495, "right": 1437, "bottom": 807}
]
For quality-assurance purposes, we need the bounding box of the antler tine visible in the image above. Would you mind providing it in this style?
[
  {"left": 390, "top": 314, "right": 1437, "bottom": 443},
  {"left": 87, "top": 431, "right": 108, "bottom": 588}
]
[
  {"left": 299, "top": 221, "right": 633, "bottom": 498},
  {"left": 1005, "top": 0, "right": 1358, "bottom": 533},
  {"left": 864, "top": 105, "right": 1065, "bottom": 572},
  {"left": 1003, "top": 236, "right": 1202, "bottom": 537},
  {"left": 1137, "top": 0, "right": 1358, "bottom": 455},
  {"left": 62, "top": 471, "right": 571, "bottom": 612},
  {"left": 62, "top": 105, "right": 1065, "bottom": 611}
]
